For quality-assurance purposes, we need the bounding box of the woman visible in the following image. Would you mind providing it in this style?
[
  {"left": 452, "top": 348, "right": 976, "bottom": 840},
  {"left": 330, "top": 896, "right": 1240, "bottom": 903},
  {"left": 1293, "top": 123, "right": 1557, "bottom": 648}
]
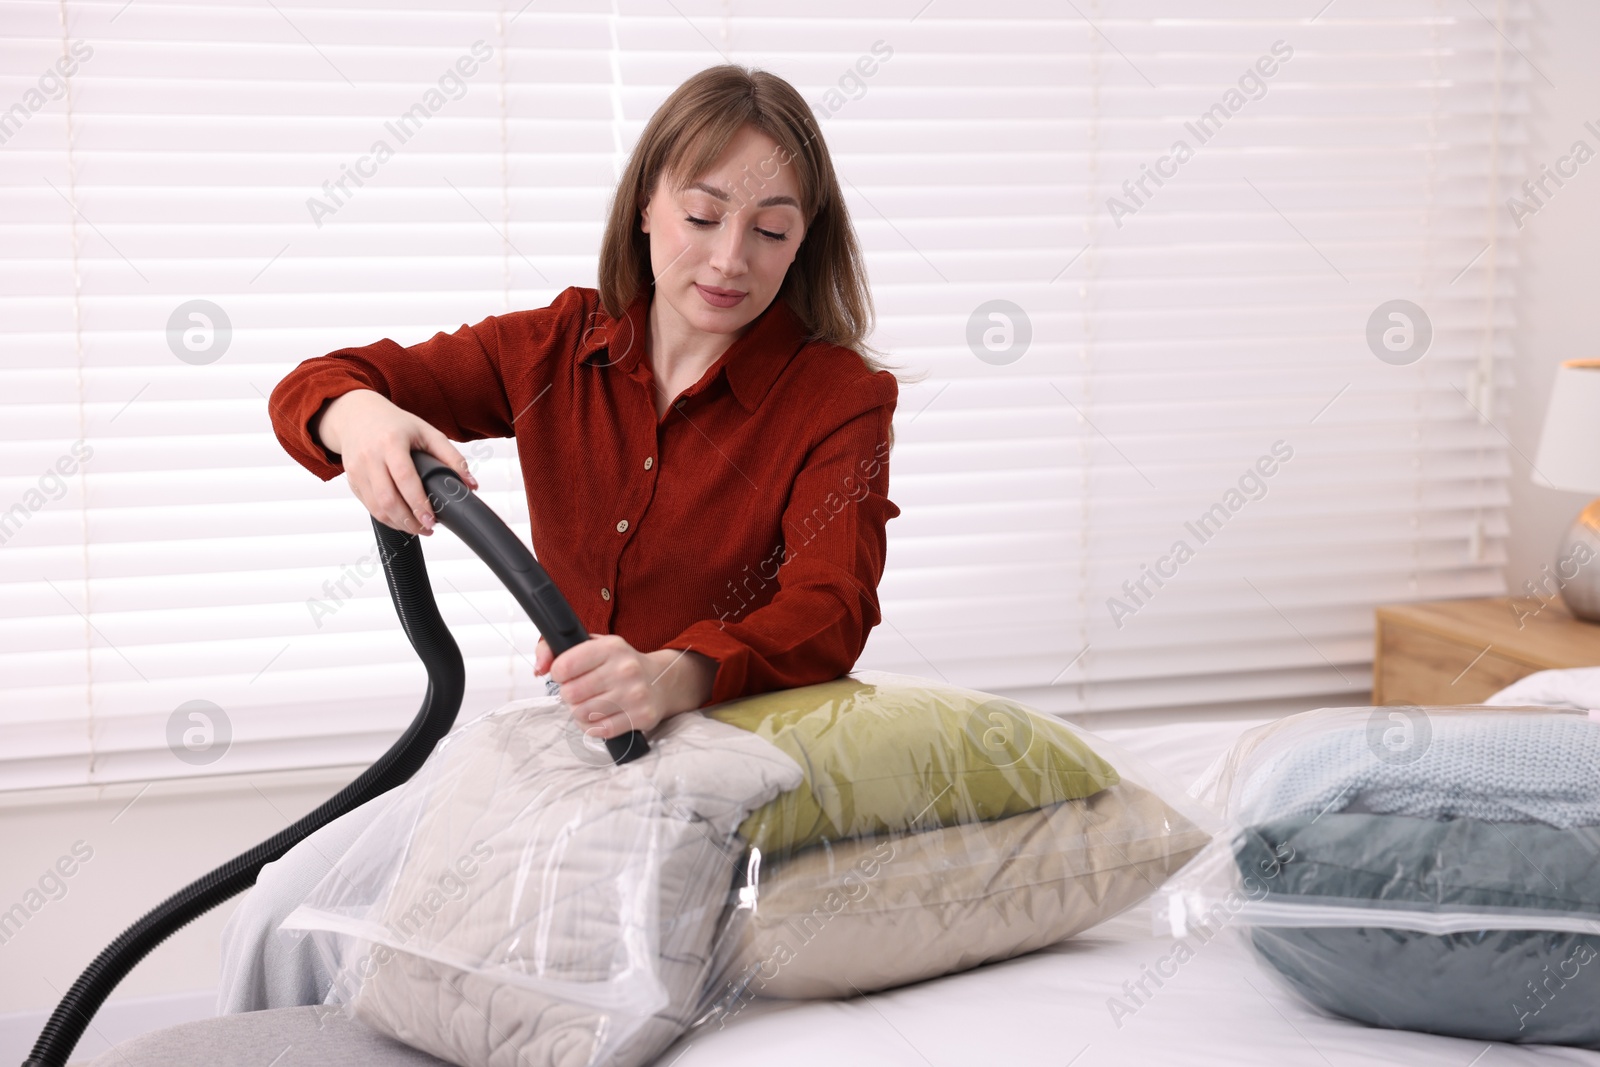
[
  {"left": 269, "top": 63, "right": 908, "bottom": 743},
  {"left": 221, "top": 65, "right": 909, "bottom": 1012}
]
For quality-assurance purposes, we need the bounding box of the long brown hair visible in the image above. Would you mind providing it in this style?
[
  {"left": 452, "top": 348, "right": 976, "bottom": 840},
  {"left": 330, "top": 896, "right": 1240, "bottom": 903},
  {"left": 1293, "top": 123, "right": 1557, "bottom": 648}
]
[{"left": 597, "top": 64, "right": 919, "bottom": 385}]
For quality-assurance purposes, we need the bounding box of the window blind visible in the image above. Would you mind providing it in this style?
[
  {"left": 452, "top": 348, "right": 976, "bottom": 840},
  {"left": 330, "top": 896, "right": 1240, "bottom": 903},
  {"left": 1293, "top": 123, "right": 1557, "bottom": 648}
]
[
  {"left": 819, "top": 0, "right": 1524, "bottom": 717},
  {"left": 2, "top": 0, "right": 1526, "bottom": 789}
]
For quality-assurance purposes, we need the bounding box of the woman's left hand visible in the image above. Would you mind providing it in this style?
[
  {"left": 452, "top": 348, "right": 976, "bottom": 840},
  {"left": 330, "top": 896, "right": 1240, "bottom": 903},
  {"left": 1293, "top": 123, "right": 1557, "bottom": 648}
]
[{"left": 535, "top": 633, "right": 714, "bottom": 740}]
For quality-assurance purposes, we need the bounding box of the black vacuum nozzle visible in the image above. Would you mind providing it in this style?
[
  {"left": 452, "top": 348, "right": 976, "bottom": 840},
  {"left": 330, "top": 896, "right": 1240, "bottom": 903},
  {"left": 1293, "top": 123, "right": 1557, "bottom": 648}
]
[{"left": 410, "top": 451, "right": 650, "bottom": 767}]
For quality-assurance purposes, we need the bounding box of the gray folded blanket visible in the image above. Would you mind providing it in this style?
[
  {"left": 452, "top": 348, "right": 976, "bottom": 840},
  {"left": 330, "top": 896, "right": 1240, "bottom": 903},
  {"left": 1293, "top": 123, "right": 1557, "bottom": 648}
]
[{"left": 1236, "top": 812, "right": 1600, "bottom": 1048}]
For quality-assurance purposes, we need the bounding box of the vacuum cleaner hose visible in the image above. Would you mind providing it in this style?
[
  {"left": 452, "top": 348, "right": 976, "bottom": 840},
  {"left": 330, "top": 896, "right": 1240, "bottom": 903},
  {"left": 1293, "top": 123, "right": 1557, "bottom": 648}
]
[
  {"left": 24, "top": 451, "right": 647, "bottom": 1067},
  {"left": 22, "top": 520, "right": 463, "bottom": 1067}
]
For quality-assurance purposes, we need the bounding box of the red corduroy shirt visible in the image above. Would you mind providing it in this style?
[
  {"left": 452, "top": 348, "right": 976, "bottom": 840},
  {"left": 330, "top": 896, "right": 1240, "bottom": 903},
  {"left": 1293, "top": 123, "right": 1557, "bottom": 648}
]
[{"left": 269, "top": 285, "right": 901, "bottom": 709}]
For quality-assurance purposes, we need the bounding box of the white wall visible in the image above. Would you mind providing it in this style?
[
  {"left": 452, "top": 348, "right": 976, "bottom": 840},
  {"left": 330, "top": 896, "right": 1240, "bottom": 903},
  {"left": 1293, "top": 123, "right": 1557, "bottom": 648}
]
[
  {"left": 0, "top": 768, "right": 354, "bottom": 1064},
  {"left": 1506, "top": 0, "right": 1600, "bottom": 586}
]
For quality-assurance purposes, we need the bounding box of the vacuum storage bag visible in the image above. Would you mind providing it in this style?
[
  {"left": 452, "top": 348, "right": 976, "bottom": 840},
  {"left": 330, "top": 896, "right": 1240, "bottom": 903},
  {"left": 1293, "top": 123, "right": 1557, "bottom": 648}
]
[
  {"left": 282, "top": 695, "right": 804, "bottom": 1067},
  {"left": 687, "top": 670, "right": 1216, "bottom": 1016},
  {"left": 1154, "top": 705, "right": 1600, "bottom": 1048}
]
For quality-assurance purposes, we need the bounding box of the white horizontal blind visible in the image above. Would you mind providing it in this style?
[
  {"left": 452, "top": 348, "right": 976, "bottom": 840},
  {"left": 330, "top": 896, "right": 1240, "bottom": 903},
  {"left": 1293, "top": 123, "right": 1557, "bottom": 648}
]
[
  {"left": 3, "top": 0, "right": 622, "bottom": 789},
  {"left": 2, "top": 0, "right": 1525, "bottom": 790},
  {"left": 809, "top": 0, "right": 1524, "bottom": 715}
]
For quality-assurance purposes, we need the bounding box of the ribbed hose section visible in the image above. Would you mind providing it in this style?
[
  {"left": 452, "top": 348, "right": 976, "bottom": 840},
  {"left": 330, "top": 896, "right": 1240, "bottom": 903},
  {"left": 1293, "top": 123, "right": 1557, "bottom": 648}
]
[{"left": 23, "top": 519, "right": 464, "bottom": 1067}]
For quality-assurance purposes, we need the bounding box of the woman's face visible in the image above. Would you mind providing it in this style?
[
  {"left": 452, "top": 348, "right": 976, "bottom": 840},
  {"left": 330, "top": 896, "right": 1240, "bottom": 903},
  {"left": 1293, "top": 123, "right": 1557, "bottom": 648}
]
[{"left": 639, "top": 124, "right": 807, "bottom": 340}]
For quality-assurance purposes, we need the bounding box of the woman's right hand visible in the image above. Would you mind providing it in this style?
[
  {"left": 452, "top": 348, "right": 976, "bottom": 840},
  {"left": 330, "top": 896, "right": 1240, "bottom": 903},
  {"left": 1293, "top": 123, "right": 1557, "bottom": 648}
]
[{"left": 312, "top": 389, "right": 479, "bottom": 536}]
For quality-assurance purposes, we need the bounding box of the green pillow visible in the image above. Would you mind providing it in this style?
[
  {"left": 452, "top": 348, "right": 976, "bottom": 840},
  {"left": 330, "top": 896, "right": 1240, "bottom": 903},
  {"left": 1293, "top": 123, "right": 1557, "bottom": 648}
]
[{"left": 706, "top": 673, "right": 1119, "bottom": 855}]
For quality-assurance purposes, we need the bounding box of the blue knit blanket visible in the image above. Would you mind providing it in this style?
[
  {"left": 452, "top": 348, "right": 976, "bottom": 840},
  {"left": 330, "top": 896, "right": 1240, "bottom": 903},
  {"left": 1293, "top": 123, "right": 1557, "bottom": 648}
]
[{"left": 1237, "top": 710, "right": 1600, "bottom": 828}]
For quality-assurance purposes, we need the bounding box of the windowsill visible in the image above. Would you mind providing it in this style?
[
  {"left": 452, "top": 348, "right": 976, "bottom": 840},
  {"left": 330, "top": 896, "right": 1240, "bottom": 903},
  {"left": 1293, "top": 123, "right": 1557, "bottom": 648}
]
[{"left": 0, "top": 762, "right": 370, "bottom": 812}]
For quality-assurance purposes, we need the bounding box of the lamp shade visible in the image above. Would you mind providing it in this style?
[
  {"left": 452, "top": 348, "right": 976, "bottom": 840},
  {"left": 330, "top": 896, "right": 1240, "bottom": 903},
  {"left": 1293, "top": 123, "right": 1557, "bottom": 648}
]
[{"left": 1533, "top": 360, "right": 1600, "bottom": 493}]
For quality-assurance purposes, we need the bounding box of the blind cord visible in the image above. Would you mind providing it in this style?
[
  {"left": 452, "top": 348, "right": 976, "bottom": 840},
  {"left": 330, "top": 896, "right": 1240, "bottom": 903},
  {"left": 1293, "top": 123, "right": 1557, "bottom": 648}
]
[{"left": 57, "top": 0, "right": 96, "bottom": 776}]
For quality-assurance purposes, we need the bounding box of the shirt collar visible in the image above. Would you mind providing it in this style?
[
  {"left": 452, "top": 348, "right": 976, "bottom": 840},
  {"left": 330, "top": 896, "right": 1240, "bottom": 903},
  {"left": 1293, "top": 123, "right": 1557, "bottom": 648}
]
[{"left": 577, "top": 288, "right": 809, "bottom": 414}]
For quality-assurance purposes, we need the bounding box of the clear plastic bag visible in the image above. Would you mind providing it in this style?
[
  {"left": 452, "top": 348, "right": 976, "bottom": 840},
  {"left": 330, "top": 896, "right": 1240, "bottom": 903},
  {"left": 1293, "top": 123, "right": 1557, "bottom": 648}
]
[
  {"left": 686, "top": 670, "right": 1218, "bottom": 1017},
  {"left": 1154, "top": 704, "right": 1600, "bottom": 1048},
  {"left": 282, "top": 693, "right": 804, "bottom": 1067}
]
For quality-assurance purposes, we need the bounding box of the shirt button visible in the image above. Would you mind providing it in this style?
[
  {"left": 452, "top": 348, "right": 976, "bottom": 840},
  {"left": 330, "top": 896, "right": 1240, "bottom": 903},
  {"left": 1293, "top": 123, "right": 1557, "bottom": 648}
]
[
  {"left": 600, "top": 587, "right": 611, "bottom": 601},
  {"left": 643, "top": 456, "right": 653, "bottom": 470},
  {"left": 615, "top": 519, "right": 629, "bottom": 533}
]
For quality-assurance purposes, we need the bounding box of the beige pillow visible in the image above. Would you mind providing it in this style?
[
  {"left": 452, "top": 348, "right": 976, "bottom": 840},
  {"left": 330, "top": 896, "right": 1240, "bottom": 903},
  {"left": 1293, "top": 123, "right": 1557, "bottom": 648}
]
[{"left": 717, "top": 781, "right": 1211, "bottom": 999}]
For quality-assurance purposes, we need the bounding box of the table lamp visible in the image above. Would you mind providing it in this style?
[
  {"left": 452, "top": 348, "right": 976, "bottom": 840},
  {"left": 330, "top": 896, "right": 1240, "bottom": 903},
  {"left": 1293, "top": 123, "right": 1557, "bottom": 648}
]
[{"left": 1532, "top": 359, "right": 1600, "bottom": 622}]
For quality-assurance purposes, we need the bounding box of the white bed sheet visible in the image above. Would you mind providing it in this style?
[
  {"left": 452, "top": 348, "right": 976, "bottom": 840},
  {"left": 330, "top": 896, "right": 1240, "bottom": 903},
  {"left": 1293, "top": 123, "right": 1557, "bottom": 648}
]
[{"left": 658, "top": 713, "right": 1600, "bottom": 1067}]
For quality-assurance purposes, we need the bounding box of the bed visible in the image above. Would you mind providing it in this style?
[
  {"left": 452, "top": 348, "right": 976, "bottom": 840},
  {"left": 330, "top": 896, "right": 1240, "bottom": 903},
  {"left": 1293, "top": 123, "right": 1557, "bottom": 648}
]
[{"left": 82, "top": 706, "right": 1600, "bottom": 1067}]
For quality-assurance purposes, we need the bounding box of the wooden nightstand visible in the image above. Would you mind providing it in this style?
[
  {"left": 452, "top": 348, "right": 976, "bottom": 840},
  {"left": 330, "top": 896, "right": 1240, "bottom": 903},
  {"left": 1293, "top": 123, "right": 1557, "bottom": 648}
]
[{"left": 1374, "top": 596, "right": 1600, "bottom": 705}]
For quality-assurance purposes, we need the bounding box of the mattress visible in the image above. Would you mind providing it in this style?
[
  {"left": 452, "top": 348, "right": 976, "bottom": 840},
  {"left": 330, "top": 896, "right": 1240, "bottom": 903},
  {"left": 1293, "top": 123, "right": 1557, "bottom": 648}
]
[
  {"left": 87, "top": 713, "right": 1600, "bottom": 1067},
  {"left": 659, "top": 909, "right": 1600, "bottom": 1066}
]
